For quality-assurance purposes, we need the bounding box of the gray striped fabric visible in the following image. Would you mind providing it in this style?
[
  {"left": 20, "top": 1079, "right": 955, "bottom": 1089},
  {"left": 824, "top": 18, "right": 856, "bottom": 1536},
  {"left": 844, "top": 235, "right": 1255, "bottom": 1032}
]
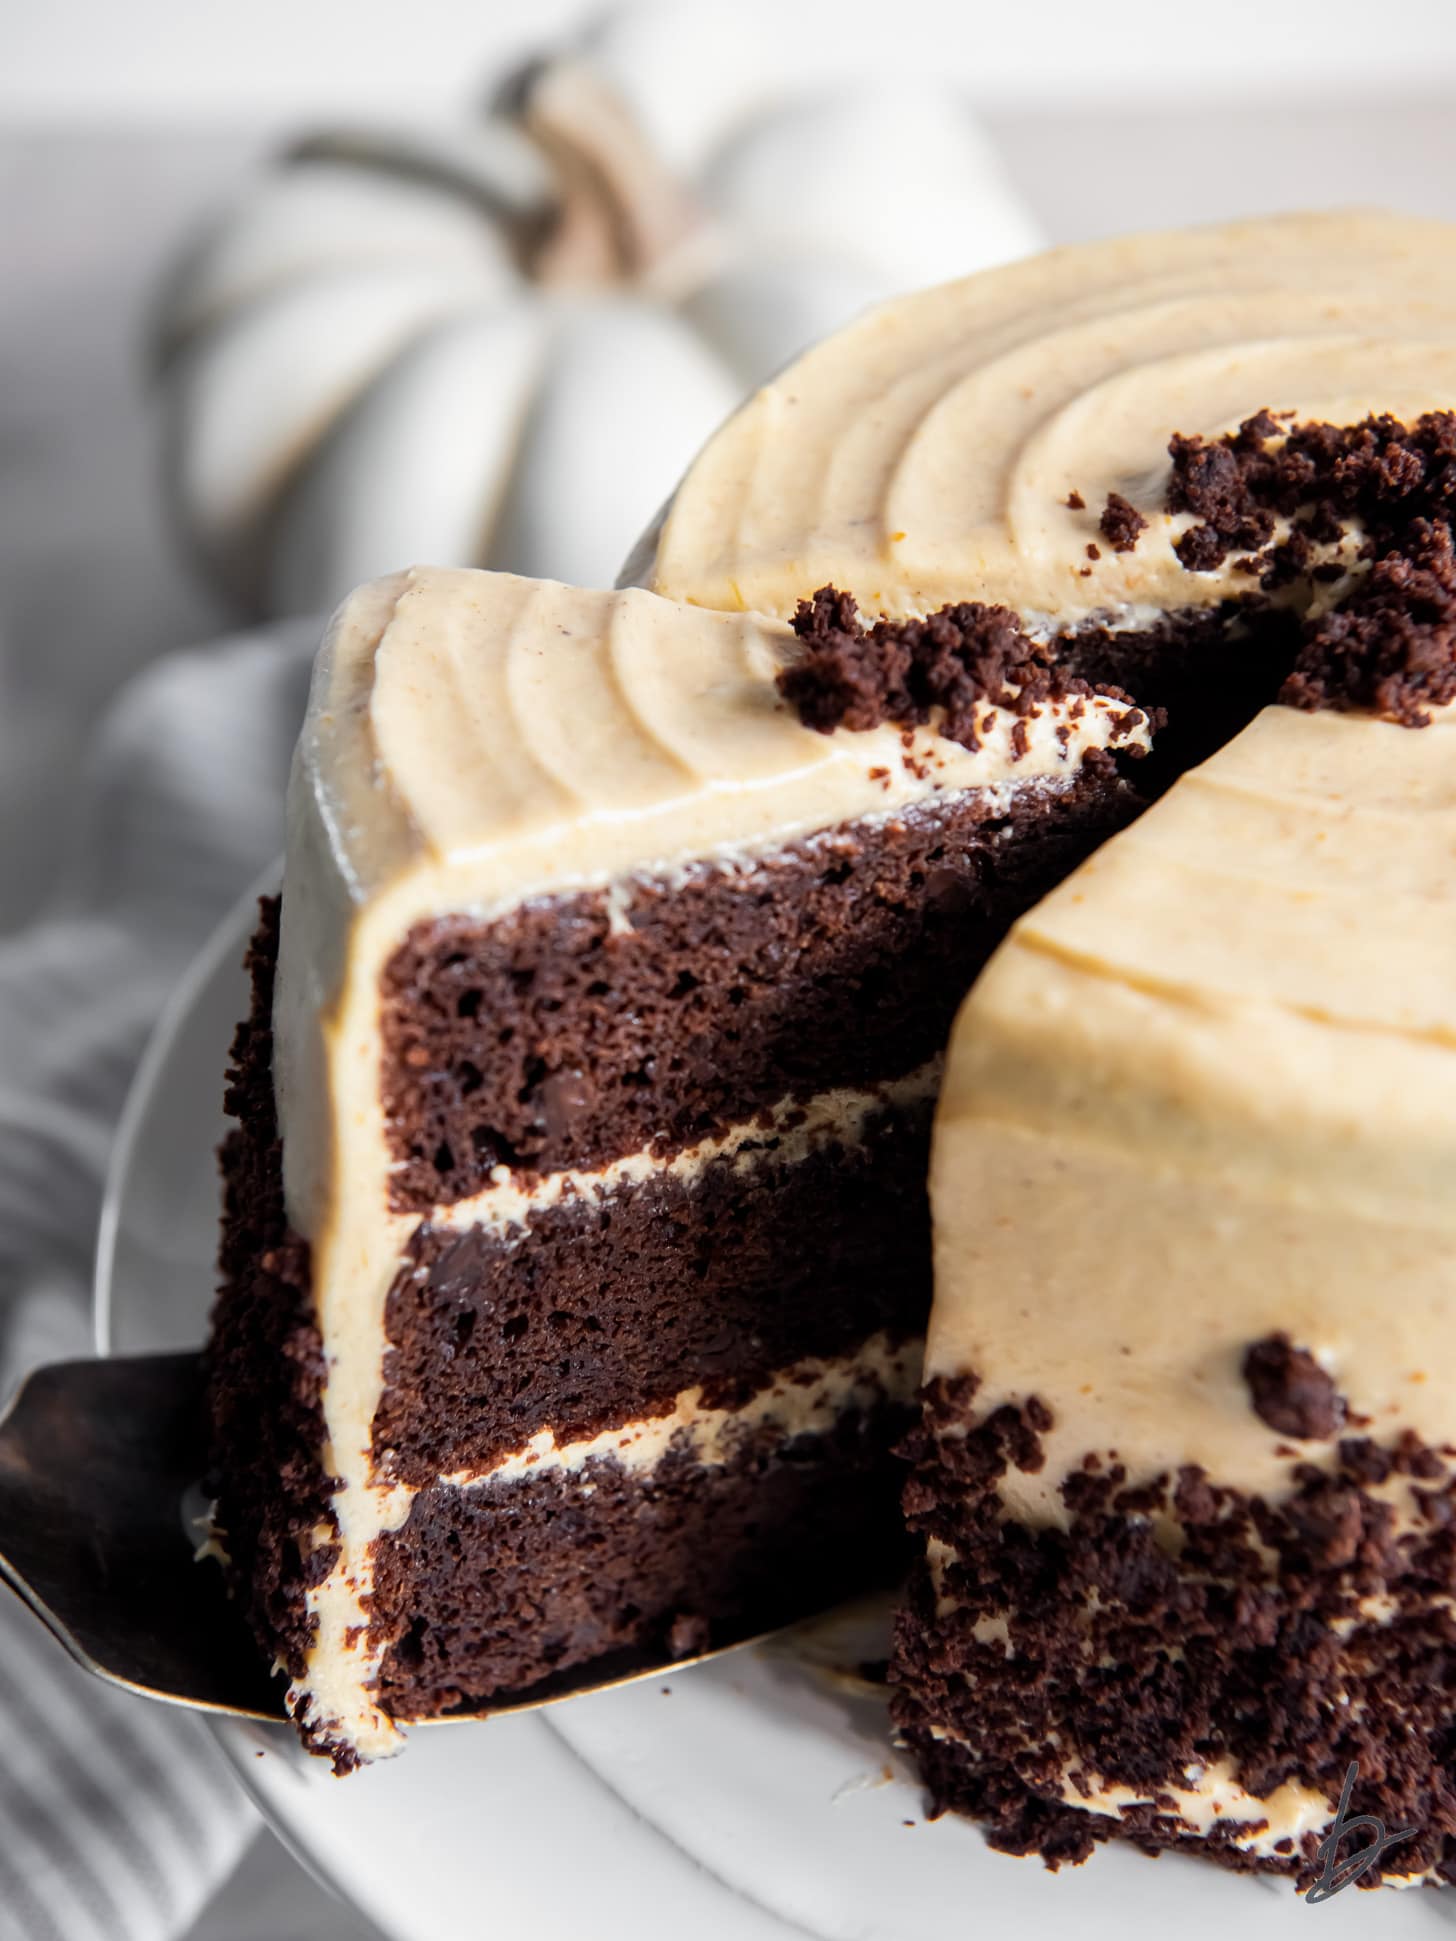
[{"left": 0, "top": 621, "right": 316, "bottom": 1941}]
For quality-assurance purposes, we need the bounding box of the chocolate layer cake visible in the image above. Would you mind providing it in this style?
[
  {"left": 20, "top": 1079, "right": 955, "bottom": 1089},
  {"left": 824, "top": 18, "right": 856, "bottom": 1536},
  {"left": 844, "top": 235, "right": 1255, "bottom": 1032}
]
[
  {"left": 212, "top": 206, "right": 1456, "bottom": 1858},
  {"left": 208, "top": 568, "right": 1151, "bottom": 1768}
]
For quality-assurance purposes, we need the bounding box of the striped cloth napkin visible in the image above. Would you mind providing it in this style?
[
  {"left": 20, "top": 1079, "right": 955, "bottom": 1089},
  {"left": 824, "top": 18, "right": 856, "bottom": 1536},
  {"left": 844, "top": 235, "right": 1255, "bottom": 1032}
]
[{"left": 0, "top": 618, "right": 362, "bottom": 1940}]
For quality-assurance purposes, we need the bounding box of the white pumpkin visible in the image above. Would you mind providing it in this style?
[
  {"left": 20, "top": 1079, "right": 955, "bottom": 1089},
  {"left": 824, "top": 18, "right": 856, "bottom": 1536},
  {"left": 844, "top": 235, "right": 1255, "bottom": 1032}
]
[{"left": 153, "top": 6, "right": 1040, "bottom": 619}]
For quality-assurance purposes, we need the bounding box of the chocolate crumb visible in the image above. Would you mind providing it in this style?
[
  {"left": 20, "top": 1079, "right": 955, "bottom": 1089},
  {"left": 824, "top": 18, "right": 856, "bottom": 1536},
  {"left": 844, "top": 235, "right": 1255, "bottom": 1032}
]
[
  {"left": 1066, "top": 490, "right": 1086, "bottom": 510},
  {"left": 779, "top": 586, "right": 1133, "bottom": 755},
  {"left": 1242, "top": 1333, "right": 1345, "bottom": 1440},
  {"left": 1099, "top": 492, "right": 1148, "bottom": 553},
  {"left": 893, "top": 1372, "right": 1456, "bottom": 1887},
  {"left": 1161, "top": 409, "right": 1456, "bottom": 723}
]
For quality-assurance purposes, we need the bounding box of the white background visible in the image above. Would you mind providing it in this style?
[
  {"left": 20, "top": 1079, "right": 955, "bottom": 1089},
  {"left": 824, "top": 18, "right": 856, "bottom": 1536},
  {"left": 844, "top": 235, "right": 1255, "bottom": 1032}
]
[{"left": 8, "top": 0, "right": 1456, "bottom": 120}]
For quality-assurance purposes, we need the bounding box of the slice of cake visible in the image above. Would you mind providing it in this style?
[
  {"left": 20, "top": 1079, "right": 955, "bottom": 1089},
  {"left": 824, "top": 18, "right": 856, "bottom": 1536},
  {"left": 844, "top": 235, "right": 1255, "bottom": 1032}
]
[{"left": 208, "top": 567, "right": 1150, "bottom": 1768}]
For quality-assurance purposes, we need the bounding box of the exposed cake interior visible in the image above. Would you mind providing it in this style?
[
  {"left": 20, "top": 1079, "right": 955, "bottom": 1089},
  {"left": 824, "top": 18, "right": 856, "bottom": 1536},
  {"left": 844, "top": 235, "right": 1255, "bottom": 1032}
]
[{"left": 208, "top": 567, "right": 1152, "bottom": 1769}]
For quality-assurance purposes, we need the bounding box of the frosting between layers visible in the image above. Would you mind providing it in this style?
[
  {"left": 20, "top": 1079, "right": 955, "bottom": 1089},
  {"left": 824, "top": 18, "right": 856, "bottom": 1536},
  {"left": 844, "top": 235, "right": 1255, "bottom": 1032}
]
[
  {"left": 1057, "top": 1761, "right": 1333, "bottom": 1860},
  {"left": 271, "top": 566, "right": 1146, "bottom": 1760},
  {"left": 928, "top": 701, "right": 1456, "bottom": 1520},
  {"left": 291, "top": 1065, "right": 943, "bottom": 1760},
  {"left": 296, "top": 1329, "right": 921, "bottom": 1739},
  {"left": 431, "top": 1060, "right": 942, "bottom": 1239},
  {"left": 650, "top": 211, "right": 1456, "bottom": 624},
  {"left": 441, "top": 1329, "right": 922, "bottom": 1489}
]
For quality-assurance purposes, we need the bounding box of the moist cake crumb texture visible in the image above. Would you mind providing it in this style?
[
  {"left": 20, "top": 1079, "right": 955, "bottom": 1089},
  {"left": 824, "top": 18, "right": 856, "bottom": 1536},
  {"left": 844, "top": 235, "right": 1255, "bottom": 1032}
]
[
  {"left": 779, "top": 586, "right": 1149, "bottom": 751},
  {"left": 893, "top": 1383, "right": 1456, "bottom": 1887},
  {"left": 1097, "top": 492, "right": 1147, "bottom": 554},
  {"left": 376, "top": 784, "right": 1135, "bottom": 1206},
  {"left": 1242, "top": 1334, "right": 1347, "bottom": 1442},
  {"left": 1139, "top": 407, "right": 1456, "bottom": 722},
  {"left": 206, "top": 898, "right": 344, "bottom": 1760}
]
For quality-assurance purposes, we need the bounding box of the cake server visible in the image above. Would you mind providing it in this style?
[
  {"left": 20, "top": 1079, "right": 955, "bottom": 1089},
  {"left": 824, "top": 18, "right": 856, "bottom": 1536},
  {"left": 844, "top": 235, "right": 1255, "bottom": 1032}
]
[{"left": 0, "top": 1349, "right": 816, "bottom": 1726}]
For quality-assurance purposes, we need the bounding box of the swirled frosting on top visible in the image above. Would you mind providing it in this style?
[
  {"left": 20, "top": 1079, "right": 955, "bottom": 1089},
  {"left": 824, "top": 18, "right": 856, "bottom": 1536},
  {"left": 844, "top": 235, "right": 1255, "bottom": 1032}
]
[{"left": 650, "top": 210, "right": 1456, "bottom": 622}]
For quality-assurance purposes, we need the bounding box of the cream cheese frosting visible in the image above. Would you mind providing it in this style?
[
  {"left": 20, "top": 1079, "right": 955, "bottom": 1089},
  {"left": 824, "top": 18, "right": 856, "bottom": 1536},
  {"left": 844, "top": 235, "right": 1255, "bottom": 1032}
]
[
  {"left": 271, "top": 565, "right": 1145, "bottom": 1759},
  {"left": 648, "top": 210, "right": 1456, "bottom": 624},
  {"left": 928, "top": 700, "right": 1456, "bottom": 1518}
]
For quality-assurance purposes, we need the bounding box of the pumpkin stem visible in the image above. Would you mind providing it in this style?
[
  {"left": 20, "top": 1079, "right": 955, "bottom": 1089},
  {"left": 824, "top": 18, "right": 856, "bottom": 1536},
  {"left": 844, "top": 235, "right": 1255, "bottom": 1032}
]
[{"left": 515, "top": 58, "right": 705, "bottom": 289}]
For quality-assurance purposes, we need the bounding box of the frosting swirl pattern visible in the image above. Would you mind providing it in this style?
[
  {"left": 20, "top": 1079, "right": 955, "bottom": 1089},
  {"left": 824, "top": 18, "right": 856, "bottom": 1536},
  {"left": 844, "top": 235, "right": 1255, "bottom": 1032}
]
[{"left": 651, "top": 210, "right": 1456, "bottom": 622}]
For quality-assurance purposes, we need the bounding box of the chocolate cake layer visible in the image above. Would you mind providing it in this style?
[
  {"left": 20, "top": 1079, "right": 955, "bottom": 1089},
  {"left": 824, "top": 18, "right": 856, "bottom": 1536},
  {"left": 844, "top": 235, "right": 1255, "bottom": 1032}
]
[
  {"left": 374, "top": 1099, "right": 933, "bottom": 1485},
  {"left": 210, "top": 903, "right": 934, "bottom": 1764},
  {"left": 371, "top": 1398, "right": 913, "bottom": 1719},
  {"left": 891, "top": 1380, "right": 1456, "bottom": 1887},
  {"left": 379, "top": 770, "right": 1142, "bottom": 1210},
  {"left": 206, "top": 899, "right": 332, "bottom": 1700}
]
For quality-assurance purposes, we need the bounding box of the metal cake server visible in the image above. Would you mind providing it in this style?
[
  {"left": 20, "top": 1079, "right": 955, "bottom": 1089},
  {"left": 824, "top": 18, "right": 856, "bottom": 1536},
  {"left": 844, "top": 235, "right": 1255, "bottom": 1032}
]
[
  {"left": 0, "top": 1350, "right": 811, "bottom": 1727},
  {"left": 0, "top": 1351, "right": 279, "bottom": 1719}
]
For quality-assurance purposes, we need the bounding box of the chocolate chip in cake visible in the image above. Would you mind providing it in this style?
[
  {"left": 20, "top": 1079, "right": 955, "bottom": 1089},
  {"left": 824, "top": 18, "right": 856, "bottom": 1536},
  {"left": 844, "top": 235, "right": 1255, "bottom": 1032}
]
[{"left": 534, "top": 1067, "right": 595, "bottom": 1140}]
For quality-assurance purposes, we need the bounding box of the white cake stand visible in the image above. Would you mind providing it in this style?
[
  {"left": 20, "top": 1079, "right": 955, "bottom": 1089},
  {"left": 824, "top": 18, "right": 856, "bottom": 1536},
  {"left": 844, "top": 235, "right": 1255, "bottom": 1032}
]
[{"left": 93, "top": 880, "right": 1449, "bottom": 1940}]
